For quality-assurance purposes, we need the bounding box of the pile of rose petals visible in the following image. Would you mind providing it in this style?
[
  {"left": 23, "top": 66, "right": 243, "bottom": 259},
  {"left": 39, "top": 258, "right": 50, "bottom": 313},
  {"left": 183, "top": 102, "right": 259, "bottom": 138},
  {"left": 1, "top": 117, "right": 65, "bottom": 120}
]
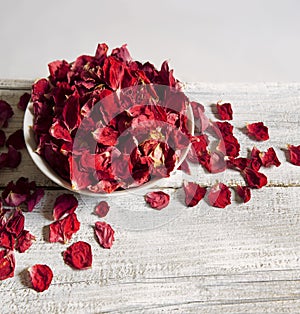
[{"left": 31, "top": 43, "right": 192, "bottom": 194}]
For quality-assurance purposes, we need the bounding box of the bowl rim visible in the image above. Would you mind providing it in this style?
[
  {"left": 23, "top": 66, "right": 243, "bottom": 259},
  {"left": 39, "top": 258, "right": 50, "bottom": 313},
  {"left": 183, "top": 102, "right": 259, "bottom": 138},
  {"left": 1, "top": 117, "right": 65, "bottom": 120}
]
[{"left": 23, "top": 101, "right": 194, "bottom": 197}]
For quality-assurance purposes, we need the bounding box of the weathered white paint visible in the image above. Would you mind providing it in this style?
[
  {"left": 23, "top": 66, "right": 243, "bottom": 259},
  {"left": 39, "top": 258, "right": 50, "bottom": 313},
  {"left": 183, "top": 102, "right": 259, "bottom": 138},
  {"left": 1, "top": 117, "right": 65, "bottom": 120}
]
[{"left": 0, "top": 80, "right": 300, "bottom": 313}]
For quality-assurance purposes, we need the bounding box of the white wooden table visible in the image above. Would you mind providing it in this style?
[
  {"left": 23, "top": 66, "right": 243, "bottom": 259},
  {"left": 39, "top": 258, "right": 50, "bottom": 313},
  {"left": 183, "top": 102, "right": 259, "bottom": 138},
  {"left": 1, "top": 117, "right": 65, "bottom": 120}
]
[{"left": 1, "top": 80, "right": 300, "bottom": 313}]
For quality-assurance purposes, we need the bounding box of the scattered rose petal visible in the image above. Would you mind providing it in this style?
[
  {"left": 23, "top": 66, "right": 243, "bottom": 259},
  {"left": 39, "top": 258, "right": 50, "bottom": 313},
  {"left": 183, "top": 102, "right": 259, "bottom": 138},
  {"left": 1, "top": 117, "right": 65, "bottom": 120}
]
[
  {"left": 183, "top": 181, "right": 206, "bottom": 207},
  {"left": 287, "top": 144, "right": 300, "bottom": 166},
  {"left": 0, "top": 230, "right": 15, "bottom": 250},
  {"left": 94, "top": 221, "right": 115, "bottom": 249},
  {"left": 259, "top": 147, "right": 281, "bottom": 167},
  {"left": 0, "top": 100, "right": 14, "bottom": 128},
  {"left": 63, "top": 241, "right": 92, "bottom": 269},
  {"left": 18, "top": 92, "right": 31, "bottom": 111},
  {"left": 5, "top": 209, "right": 25, "bottom": 237},
  {"left": 16, "top": 230, "right": 35, "bottom": 253},
  {"left": 28, "top": 264, "right": 53, "bottom": 292},
  {"left": 26, "top": 188, "right": 44, "bottom": 212},
  {"left": 0, "top": 146, "right": 22, "bottom": 169},
  {"left": 94, "top": 201, "right": 110, "bottom": 218},
  {"left": 6, "top": 129, "right": 25, "bottom": 150},
  {"left": 145, "top": 191, "right": 170, "bottom": 210},
  {"left": 49, "top": 213, "right": 80, "bottom": 243},
  {"left": 216, "top": 102, "right": 233, "bottom": 120},
  {"left": 243, "top": 167, "right": 268, "bottom": 189},
  {"left": 208, "top": 183, "right": 231, "bottom": 208},
  {"left": 0, "top": 130, "right": 6, "bottom": 147},
  {"left": 236, "top": 185, "right": 251, "bottom": 203},
  {"left": 0, "top": 250, "right": 15, "bottom": 281},
  {"left": 246, "top": 122, "right": 269, "bottom": 141},
  {"left": 178, "top": 159, "right": 191, "bottom": 175},
  {"left": 53, "top": 194, "right": 78, "bottom": 221}
]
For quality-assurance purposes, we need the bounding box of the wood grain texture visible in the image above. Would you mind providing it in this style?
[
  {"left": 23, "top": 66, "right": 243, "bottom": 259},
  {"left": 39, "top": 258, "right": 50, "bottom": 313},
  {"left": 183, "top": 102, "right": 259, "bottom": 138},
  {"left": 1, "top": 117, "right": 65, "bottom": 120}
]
[{"left": 0, "top": 81, "right": 300, "bottom": 313}]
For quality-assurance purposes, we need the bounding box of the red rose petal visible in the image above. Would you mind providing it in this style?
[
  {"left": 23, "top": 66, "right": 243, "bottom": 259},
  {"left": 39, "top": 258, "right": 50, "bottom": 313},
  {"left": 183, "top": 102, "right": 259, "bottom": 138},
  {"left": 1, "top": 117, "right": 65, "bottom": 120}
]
[
  {"left": 190, "top": 101, "right": 209, "bottom": 133},
  {"left": 29, "top": 264, "right": 53, "bottom": 292},
  {"left": 63, "top": 241, "right": 92, "bottom": 270},
  {"left": 0, "top": 130, "right": 6, "bottom": 147},
  {"left": 49, "top": 213, "right": 80, "bottom": 243},
  {"left": 62, "top": 92, "right": 81, "bottom": 131},
  {"left": 6, "top": 129, "right": 25, "bottom": 150},
  {"left": 243, "top": 167, "right": 268, "bottom": 189},
  {"left": 16, "top": 230, "right": 35, "bottom": 253},
  {"left": 236, "top": 185, "right": 251, "bottom": 203},
  {"left": 26, "top": 188, "right": 44, "bottom": 212},
  {"left": 18, "top": 92, "right": 31, "bottom": 111},
  {"left": 0, "top": 250, "right": 15, "bottom": 281},
  {"left": 92, "top": 126, "right": 119, "bottom": 146},
  {"left": 145, "top": 191, "right": 170, "bottom": 210},
  {"left": 53, "top": 194, "right": 78, "bottom": 221},
  {"left": 208, "top": 183, "right": 231, "bottom": 208},
  {"left": 31, "top": 79, "right": 49, "bottom": 102},
  {"left": 183, "top": 181, "right": 206, "bottom": 207},
  {"left": 216, "top": 102, "right": 233, "bottom": 120},
  {"left": 247, "top": 122, "right": 269, "bottom": 141},
  {"left": 94, "top": 201, "right": 110, "bottom": 218},
  {"left": 0, "top": 230, "right": 15, "bottom": 250},
  {"left": 178, "top": 159, "right": 191, "bottom": 175},
  {"left": 259, "top": 147, "right": 281, "bottom": 167},
  {"left": 5, "top": 209, "right": 25, "bottom": 237},
  {"left": 94, "top": 221, "right": 115, "bottom": 249},
  {"left": 287, "top": 144, "right": 300, "bottom": 166},
  {"left": 0, "top": 100, "right": 14, "bottom": 128}
]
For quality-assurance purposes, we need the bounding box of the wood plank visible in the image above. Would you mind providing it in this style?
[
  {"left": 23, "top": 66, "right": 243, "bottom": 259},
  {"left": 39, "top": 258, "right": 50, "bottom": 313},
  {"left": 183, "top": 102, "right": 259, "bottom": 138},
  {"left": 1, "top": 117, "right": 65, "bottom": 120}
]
[{"left": 0, "top": 187, "right": 300, "bottom": 313}]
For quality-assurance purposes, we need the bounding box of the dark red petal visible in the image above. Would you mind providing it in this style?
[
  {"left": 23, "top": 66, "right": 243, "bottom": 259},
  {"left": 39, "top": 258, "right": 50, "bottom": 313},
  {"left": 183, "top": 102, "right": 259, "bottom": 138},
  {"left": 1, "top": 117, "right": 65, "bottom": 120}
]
[
  {"left": 49, "top": 120, "right": 72, "bottom": 142},
  {"left": 63, "top": 241, "right": 92, "bottom": 270},
  {"left": 0, "top": 250, "right": 15, "bottom": 281},
  {"left": 49, "top": 213, "right": 80, "bottom": 243},
  {"left": 5, "top": 209, "right": 25, "bottom": 237},
  {"left": 247, "top": 122, "right": 269, "bottom": 141},
  {"left": 92, "top": 127, "right": 119, "bottom": 146},
  {"left": 216, "top": 103, "right": 233, "bottom": 120},
  {"left": 259, "top": 147, "right": 281, "bottom": 167},
  {"left": 236, "top": 185, "right": 251, "bottom": 203},
  {"left": 145, "top": 191, "right": 170, "bottom": 210},
  {"left": 94, "top": 201, "right": 110, "bottom": 218},
  {"left": 16, "top": 230, "right": 36, "bottom": 253},
  {"left": 102, "top": 57, "right": 124, "bottom": 90},
  {"left": 48, "top": 60, "right": 70, "bottom": 82},
  {"left": 2, "top": 181, "right": 27, "bottom": 207},
  {"left": 243, "top": 167, "right": 268, "bottom": 189},
  {"left": 26, "top": 188, "right": 44, "bottom": 212},
  {"left": 0, "top": 130, "right": 6, "bottom": 147},
  {"left": 111, "top": 44, "right": 132, "bottom": 64},
  {"left": 53, "top": 194, "right": 78, "bottom": 221},
  {"left": 227, "top": 157, "right": 251, "bottom": 171},
  {"left": 31, "top": 79, "right": 49, "bottom": 102},
  {"left": 6, "top": 129, "right": 25, "bottom": 150},
  {"left": 208, "top": 183, "right": 231, "bottom": 208},
  {"left": 287, "top": 144, "right": 300, "bottom": 166},
  {"left": 0, "top": 100, "right": 14, "bottom": 128},
  {"left": 62, "top": 92, "right": 81, "bottom": 131},
  {"left": 94, "top": 221, "right": 115, "bottom": 249},
  {"left": 183, "top": 181, "right": 206, "bottom": 207},
  {"left": 28, "top": 264, "right": 53, "bottom": 292},
  {"left": 18, "top": 92, "right": 31, "bottom": 111},
  {"left": 0, "top": 230, "right": 15, "bottom": 250}
]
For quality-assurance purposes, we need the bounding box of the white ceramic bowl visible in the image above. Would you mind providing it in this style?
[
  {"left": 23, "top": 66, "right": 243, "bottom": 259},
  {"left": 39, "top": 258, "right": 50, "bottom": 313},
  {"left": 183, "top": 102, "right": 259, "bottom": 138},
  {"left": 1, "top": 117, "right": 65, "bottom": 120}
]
[{"left": 24, "top": 101, "right": 194, "bottom": 197}]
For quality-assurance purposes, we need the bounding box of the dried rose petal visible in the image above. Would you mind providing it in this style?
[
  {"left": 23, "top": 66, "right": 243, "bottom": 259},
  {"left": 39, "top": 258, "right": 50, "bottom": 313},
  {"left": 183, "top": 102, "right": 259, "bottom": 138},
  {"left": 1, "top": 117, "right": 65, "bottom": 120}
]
[
  {"left": 18, "top": 92, "right": 31, "bottom": 111},
  {"left": 49, "top": 213, "right": 80, "bottom": 243},
  {"left": 0, "top": 146, "right": 22, "bottom": 169},
  {"left": 94, "top": 201, "right": 110, "bottom": 218},
  {"left": 0, "top": 250, "right": 15, "bottom": 281},
  {"left": 243, "top": 167, "right": 268, "bottom": 189},
  {"left": 247, "top": 122, "right": 269, "bottom": 141},
  {"left": 259, "top": 147, "right": 281, "bottom": 167},
  {"left": 178, "top": 159, "right": 191, "bottom": 175},
  {"left": 63, "top": 241, "right": 92, "bottom": 269},
  {"left": 183, "top": 181, "right": 206, "bottom": 207},
  {"left": 0, "top": 230, "right": 15, "bottom": 250},
  {"left": 287, "top": 144, "right": 300, "bottom": 166},
  {"left": 236, "top": 185, "right": 251, "bottom": 203},
  {"left": 5, "top": 209, "right": 25, "bottom": 237},
  {"left": 16, "top": 230, "right": 35, "bottom": 253},
  {"left": 208, "top": 183, "right": 231, "bottom": 208},
  {"left": 145, "top": 191, "right": 170, "bottom": 210},
  {"left": 6, "top": 129, "right": 25, "bottom": 150},
  {"left": 190, "top": 101, "right": 209, "bottom": 133},
  {"left": 26, "top": 188, "right": 44, "bottom": 212},
  {"left": 0, "top": 100, "right": 14, "bottom": 128},
  {"left": 28, "top": 264, "right": 53, "bottom": 292},
  {"left": 0, "top": 130, "right": 6, "bottom": 147},
  {"left": 250, "top": 147, "right": 262, "bottom": 171},
  {"left": 53, "top": 194, "right": 78, "bottom": 221},
  {"left": 94, "top": 221, "right": 115, "bottom": 249},
  {"left": 216, "top": 102, "right": 233, "bottom": 120},
  {"left": 227, "top": 157, "right": 251, "bottom": 171}
]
